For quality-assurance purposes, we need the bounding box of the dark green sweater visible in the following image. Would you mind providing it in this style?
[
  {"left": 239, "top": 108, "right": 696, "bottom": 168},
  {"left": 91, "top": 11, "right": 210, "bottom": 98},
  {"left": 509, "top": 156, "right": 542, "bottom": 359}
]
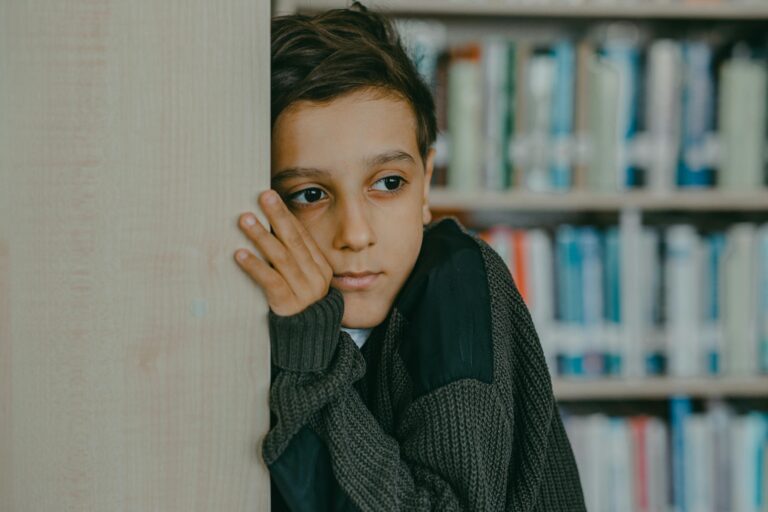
[{"left": 263, "top": 216, "right": 586, "bottom": 511}]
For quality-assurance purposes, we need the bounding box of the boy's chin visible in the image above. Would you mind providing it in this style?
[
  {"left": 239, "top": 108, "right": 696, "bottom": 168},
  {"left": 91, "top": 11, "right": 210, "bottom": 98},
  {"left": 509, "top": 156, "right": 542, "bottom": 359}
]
[{"left": 340, "top": 295, "right": 390, "bottom": 329}]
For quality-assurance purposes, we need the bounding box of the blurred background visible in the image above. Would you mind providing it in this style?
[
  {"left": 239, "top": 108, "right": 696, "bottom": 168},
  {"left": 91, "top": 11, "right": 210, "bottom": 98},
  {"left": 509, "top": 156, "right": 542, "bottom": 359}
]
[{"left": 273, "top": 1, "right": 768, "bottom": 510}]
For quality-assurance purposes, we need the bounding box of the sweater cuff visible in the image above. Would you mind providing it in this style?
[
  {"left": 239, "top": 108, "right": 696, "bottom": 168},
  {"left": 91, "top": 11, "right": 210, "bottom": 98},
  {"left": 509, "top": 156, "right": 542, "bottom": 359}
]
[{"left": 267, "top": 287, "right": 345, "bottom": 372}]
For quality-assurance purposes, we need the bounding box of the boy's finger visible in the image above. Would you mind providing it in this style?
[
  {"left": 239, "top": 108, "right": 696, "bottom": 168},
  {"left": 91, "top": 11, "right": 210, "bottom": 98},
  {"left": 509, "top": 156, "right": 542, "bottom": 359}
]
[
  {"left": 282, "top": 202, "right": 334, "bottom": 282},
  {"left": 239, "top": 211, "right": 308, "bottom": 289},
  {"left": 239, "top": 209, "right": 324, "bottom": 307},
  {"left": 258, "top": 190, "right": 325, "bottom": 281},
  {"left": 234, "top": 249, "right": 294, "bottom": 307}
]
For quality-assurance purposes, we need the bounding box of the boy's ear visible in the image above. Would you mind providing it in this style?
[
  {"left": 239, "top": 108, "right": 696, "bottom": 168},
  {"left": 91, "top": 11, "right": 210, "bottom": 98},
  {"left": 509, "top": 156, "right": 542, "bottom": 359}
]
[{"left": 422, "top": 147, "right": 435, "bottom": 225}]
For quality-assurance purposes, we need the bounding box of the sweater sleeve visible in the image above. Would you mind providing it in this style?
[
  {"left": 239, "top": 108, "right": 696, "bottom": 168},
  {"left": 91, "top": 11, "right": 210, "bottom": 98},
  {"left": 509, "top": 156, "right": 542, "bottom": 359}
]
[{"left": 262, "top": 286, "right": 514, "bottom": 511}]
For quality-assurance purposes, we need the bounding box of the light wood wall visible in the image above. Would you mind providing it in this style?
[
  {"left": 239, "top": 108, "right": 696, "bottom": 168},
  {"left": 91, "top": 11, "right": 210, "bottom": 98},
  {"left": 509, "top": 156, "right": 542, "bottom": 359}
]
[{"left": 0, "top": 1, "right": 272, "bottom": 509}]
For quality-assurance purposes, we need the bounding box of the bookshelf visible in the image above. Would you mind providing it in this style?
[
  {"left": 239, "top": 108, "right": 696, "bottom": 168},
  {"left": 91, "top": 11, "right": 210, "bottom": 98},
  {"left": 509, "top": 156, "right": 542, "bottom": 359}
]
[
  {"left": 553, "top": 376, "right": 768, "bottom": 400},
  {"left": 429, "top": 188, "right": 768, "bottom": 212},
  {"left": 275, "top": 1, "right": 768, "bottom": 508},
  {"left": 278, "top": 0, "right": 768, "bottom": 20}
]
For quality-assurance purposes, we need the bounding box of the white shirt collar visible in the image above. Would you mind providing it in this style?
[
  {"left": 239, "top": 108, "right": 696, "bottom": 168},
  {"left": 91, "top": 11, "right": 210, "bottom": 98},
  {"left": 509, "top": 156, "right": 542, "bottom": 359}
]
[{"left": 341, "top": 326, "right": 373, "bottom": 349}]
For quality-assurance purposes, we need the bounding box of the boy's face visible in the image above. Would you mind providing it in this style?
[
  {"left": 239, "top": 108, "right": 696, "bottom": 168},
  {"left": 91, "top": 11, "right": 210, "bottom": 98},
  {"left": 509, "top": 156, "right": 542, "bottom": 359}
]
[{"left": 271, "top": 87, "right": 435, "bottom": 329}]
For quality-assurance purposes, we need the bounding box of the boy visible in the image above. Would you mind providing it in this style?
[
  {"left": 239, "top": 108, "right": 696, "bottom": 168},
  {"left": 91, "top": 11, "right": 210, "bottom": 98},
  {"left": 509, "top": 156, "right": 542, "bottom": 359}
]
[{"left": 234, "top": 2, "right": 586, "bottom": 510}]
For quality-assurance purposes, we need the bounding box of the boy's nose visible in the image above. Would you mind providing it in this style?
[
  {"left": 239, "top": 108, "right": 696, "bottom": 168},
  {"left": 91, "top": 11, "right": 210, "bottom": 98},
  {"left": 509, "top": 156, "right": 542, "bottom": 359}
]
[{"left": 333, "top": 199, "right": 376, "bottom": 251}]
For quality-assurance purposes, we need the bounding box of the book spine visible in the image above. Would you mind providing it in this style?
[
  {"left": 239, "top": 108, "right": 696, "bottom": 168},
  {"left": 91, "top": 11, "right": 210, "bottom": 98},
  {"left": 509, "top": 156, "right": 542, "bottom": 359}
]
[
  {"left": 550, "top": 39, "right": 575, "bottom": 190},
  {"left": 718, "top": 56, "right": 768, "bottom": 190},
  {"left": 524, "top": 51, "right": 556, "bottom": 192},
  {"left": 587, "top": 55, "right": 621, "bottom": 191},
  {"left": 601, "top": 41, "right": 640, "bottom": 190},
  {"left": 447, "top": 44, "right": 482, "bottom": 192},
  {"left": 645, "top": 39, "right": 683, "bottom": 192},
  {"left": 678, "top": 41, "right": 715, "bottom": 189},
  {"left": 758, "top": 224, "right": 768, "bottom": 374},
  {"left": 723, "top": 223, "right": 759, "bottom": 376},
  {"left": 604, "top": 226, "right": 622, "bottom": 375},
  {"left": 481, "top": 37, "right": 509, "bottom": 191},
  {"left": 665, "top": 225, "right": 703, "bottom": 377},
  {"left": 556, "top": 225, "right": 584, "bottom": 376},
  {"left": 629, "top": 416, "right": 650, "bottom": 512},
  {"left": 670, "top": 395, "right": 693, "bottom": 512},
  {"left": 580, "top": 227, "right": 605, "bottom": 376}
]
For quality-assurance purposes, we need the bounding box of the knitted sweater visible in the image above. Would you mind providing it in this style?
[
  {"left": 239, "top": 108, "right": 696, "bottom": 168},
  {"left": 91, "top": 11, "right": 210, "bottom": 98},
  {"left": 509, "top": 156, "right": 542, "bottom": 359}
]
[{"left": 263, "top": 216, "right": 586, "bottom": 511}]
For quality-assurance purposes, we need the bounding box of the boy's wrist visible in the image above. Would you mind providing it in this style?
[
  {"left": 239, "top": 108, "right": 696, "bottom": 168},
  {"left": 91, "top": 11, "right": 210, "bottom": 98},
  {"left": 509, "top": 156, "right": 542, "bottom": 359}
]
[{"left": 267, "top": 286, "right": 344, "bottom": 372}]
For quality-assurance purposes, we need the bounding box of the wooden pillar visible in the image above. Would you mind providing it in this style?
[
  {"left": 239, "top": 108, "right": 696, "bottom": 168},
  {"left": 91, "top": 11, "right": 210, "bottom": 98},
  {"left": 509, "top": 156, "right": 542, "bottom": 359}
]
[{"left": 0, "top": 1, "right": 272, "bottom": 509}]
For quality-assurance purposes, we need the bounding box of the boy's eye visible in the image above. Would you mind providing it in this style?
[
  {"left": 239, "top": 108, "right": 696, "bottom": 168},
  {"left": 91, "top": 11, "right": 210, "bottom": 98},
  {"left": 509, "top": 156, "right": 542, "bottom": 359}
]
[
  {"left": 288, "top": 187, "right": 327, "bottom": 205},
  {"left": 372, "top": 176, "right": 405, "bottom": 192}
]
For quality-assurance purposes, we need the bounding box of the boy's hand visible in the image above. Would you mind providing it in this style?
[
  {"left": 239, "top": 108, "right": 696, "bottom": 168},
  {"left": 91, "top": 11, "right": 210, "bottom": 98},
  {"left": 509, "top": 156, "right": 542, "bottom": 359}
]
[{"left": 235, "top": 189, "right": 335, "bottom": 317}]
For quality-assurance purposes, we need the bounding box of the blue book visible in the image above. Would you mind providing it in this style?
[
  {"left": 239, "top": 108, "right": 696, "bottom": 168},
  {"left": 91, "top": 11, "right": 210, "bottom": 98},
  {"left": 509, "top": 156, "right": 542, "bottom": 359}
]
[
  {"left": 759, "top": 225, "right": 768, "bottom": 373},
  {"left": 556, "top": 226, "right": 584, "bottom": 375},
  {"left": 749, "top": 412, "right": 767, "bottom": 509},
  {"left": 670, "top": 395, "right": 692, "bottom": 512},
  {"left": 579, "top": 227, "right": 604, "bottom": 376},
  {"left": 705, "top": 233, "right": 726, "bottom": 375},
  {"left": 677, "top": 41, "right": 715, "bottom": 188},
  {"left": 550, "top": 39, "right": 575, "bottom": 190},
  {"left": 603, "top": 227, "right": 622, "bottom": 375}
]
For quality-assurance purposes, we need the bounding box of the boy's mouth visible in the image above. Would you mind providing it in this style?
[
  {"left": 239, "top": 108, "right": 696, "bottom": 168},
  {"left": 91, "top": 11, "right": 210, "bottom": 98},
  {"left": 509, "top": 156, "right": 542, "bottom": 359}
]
[{"left": 332, "top": 271, "right": 381, "bottom": 291}]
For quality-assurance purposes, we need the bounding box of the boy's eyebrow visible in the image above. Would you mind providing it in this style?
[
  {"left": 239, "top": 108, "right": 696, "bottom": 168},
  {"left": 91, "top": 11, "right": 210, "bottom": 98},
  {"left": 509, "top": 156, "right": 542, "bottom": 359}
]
[
  {"left": 364, "top": 149, "right": 416, "bottom": 169},
  {"left": 272, "top": 149, "right": 417, "bottom": 186}
]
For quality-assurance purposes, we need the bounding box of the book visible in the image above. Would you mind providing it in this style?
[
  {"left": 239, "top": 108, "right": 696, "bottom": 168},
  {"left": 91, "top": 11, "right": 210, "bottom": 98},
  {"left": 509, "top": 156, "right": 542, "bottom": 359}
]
[
  {"left": 479, "top": 221, "right": 768, "bottom": 379},
  {"left": 670, "top": 395, "right": 693, "bottom": 512},
  {"left": 678, "top": 40, "right": 716, "bottom": 189},
  {"left": 481, "top": 37, "right": 515, "bottom": 190},
  {"left": 665, "top": 225, "right": 703, "bottom": 377},
  {"left": 600, "top": 35, "right": 641, "bottom": 189},
  {"left": 644, "top": 39, "right": 683, "bottom": 193},
  {"left": 550, "top": 39, "right": 576, "bottom": 190},
  {"left": 759, "top": 223, "right": 768, "bottom": 374},
  {"left": 523, "top": 50, "right": 556, "bottom": 192},
  {"left": 723, "top": 223, "right": 760, "bottom": 376},
  {"left": 718, "top": 48, "right": 768, "bottom": 190},
  {"left": 586, "top": 53, "right": 621, "bottom": 191},
  {"left": 447, "top": 43, "right": 482, "bottom": 191}
]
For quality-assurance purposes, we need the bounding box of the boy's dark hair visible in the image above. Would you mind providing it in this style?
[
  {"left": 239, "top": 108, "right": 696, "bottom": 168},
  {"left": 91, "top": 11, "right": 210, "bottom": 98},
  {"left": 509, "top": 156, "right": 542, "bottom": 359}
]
[{"left": 271, "top": 1, "right": 437, "bottom": 166}]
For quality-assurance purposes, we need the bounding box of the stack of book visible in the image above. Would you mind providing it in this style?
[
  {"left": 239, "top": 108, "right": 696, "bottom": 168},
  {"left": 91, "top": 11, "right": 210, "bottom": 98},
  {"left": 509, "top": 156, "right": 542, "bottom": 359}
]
[
  {"left": 395, "top": 20, "right": 768, "bottom": 193},
  {"left": 562, "top": 398, "right": 768, "bottom": 512},
  {"left": 477, "top": 222, "right": 768, "bottom": 379}
]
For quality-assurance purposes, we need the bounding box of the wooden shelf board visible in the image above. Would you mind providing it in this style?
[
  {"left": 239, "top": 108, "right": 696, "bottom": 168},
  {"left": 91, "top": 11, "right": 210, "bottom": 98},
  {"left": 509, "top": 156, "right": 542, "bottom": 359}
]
[
  {"left": 553, "top": 376, "right": 768, "bottom": 400},
  {"left": 427, "top": 188, "right": 768, "bottom": 211},
  {"left": 289, "top": 0, "right": 768, "bottom": 20}
]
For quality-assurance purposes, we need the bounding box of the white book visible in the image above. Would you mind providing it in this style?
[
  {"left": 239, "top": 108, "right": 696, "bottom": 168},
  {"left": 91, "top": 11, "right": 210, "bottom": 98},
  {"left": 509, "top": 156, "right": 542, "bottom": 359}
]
[
  {"left": 718, "top": 56, "right": 768, "bottom": 190},
  {"left": 723, "top": 223, "right": 760, "bottom": 376},
  {"left": 684, "top": 414, "right": 715, "bottom": 512},
  {"left": 621, "top": 210, "right": 645, "bottom": 377},
  {"left": 447, "top": 54, "right": 482, "bottom": 191},
  {"left": 730, "top": 414, "right": 766, "bottom": 512},
  {"left": 527, "top": 229, "right": 556, "bottom": 373},
  {"left": 607, "top": 418, "right": 633, "bottom": 512},
  {"left": 707, "top": 398, "right": 736, "bottom": 512},
  {"left": 645, "top": 39, "right": 682, "bottom": 193},
  {"left": 481, "top": 37, "right": 511, "bottom": 191},
  {"left": 646, "top": 417, "right": 670, "bottom": 512},
  {"left": 665, "top": 224, "right": 704, "bottom": 377},
  {"left": 586, "top": 55, "right": 621, "bottom": 192},
  {"left": 523, "top": 53, "right": 556, "bottom": 192},
  {"left": 584, "top": 414, "right": 609, "bottom": 512}
]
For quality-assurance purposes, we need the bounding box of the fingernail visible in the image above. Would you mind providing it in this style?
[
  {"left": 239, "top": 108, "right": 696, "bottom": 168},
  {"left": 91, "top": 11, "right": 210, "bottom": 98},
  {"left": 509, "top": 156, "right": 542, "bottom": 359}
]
[
  {"left": 243, "top": 215, "right": 255, "bottom": 226},
  {"left": 237, "top": 250, "right": 248, "bottom": 261},
  {"left": 264, "top": 191, "right": 277, "bottom": 204}
]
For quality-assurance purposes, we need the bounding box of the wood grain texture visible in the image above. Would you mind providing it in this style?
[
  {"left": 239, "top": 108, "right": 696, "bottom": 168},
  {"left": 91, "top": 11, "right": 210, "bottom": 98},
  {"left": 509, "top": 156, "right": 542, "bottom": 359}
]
[{"left": 0, "top": 1, "right": 271, "bottom": 510}]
